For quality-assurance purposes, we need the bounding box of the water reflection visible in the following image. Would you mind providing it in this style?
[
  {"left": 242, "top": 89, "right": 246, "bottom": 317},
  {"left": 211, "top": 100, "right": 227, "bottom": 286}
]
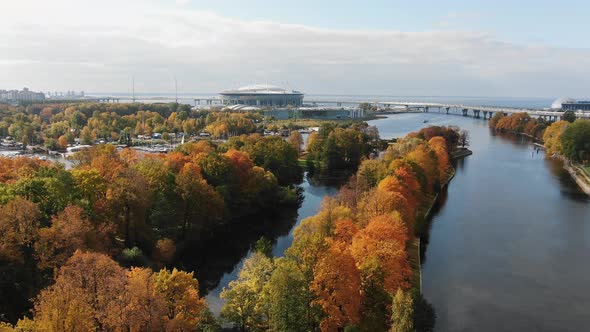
[
  {"left": 177, "top": 207, "right": 300, "bottom": 294},
  {"left": 178, "top": 176, "right": 339, "bottom": 315}
]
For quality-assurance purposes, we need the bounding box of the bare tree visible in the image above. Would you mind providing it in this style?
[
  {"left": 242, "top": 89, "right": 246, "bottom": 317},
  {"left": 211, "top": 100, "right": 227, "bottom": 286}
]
[{"left": 459, "top": 129, "right": 470, "bottom": 148}]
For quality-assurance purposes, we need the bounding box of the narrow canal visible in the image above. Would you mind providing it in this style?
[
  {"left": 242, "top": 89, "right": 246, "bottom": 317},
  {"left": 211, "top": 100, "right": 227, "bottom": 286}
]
[
  {"left": 369, "top": 112, "right": 590, "bottom": 332},
  {"left": 201, "top": 177, "right": 339, "bottom": 314}
]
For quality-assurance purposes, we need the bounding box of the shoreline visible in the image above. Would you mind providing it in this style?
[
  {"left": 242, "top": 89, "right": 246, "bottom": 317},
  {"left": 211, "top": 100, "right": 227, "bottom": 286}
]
[
  {"left": 410, "top": 154, "right": 463, "bottom": 292},
  {"left": 493, "top": 128, "right": 589, "bottom": 196},
  {"left": 563, "top": 161, "right": 590, "bottom": 196}
]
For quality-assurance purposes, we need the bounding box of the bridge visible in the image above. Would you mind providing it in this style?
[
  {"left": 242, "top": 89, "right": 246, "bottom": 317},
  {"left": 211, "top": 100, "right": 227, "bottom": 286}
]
[{"left": 305, "top": 100, "right": 590, "bottom": 120}]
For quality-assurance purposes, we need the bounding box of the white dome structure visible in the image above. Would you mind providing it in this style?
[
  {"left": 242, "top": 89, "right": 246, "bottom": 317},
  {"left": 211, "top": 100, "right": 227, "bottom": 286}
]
[
  {"left": 551, "top": 97, "right": 576, "bottom": 109},
  {"left": 220, "top": 84, "right": 303, "bottom": 107},
  {"left": 235, "top": 84, "right": 287, "bottom": 93}
]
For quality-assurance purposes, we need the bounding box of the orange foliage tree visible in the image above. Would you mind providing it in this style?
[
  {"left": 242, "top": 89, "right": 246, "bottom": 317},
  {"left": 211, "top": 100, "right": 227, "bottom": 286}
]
[
  {"left": 428, "top": 136, "right": 450, "bottom": 180},
  {"left": 35, "top": 205, "right": 94, "bottom": 271},
  {"left": 351, "top": 214, "right": 412, "bottom": 294},
  {"left": 311, "top": 241, "right": 362, "bottom": 331}
]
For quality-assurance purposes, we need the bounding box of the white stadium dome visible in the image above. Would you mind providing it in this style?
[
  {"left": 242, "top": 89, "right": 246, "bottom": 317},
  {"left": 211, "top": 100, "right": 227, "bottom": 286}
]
[
  {"left": 235, "top": 84, "right": 288, "bottom": 93},
  {"left": 551, "top": 97, "right": 576, "bottom": 109},
  {"left": 220, "top": 84, "right": 304, "bottom": 107}
]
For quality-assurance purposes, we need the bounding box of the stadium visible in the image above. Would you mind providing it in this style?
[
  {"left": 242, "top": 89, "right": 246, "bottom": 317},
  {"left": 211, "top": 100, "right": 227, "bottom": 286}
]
[{"left": 220, "top": 84, "right": 304, "bottom": 107}]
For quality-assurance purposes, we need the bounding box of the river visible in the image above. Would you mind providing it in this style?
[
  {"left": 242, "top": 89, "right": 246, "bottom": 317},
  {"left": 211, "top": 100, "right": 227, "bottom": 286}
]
[
  {"left": 193, "top": 110, "right": 589, "bottom": 330},
  {"left": 199, "top": 176, "right": 339, "bottom": 315},
  {"left": 369, "top": 112, "right": 590, "bottom": 332}
]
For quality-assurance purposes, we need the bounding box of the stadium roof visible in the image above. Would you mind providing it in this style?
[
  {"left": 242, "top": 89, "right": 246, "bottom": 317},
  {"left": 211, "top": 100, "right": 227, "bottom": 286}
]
[{"left": 221, "top": 84, "right": 302, "bottom": 95}]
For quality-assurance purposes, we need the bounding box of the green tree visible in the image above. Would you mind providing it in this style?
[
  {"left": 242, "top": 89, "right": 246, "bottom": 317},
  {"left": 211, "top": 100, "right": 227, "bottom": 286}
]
[
  {"left": 254, "top": 237, "right": 273, "bottom": 258},
  {"left": 560, "top": 119, "right": 590, "bottom": 162},
  {"left": 247, "top": 136, "right": 302, "bottom": 185},
  {"left": 563, "top": 110, "right": 576, "bottom": 123},
  {"left": 221, "top": 252, "right": 274, "bottom": 331},
  {"left": 264, "top": 258, "right": 313, "bottom": 332}
]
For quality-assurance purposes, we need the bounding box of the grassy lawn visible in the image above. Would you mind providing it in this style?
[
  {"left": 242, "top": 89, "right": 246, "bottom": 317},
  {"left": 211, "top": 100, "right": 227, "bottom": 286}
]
[{"left": 584, "top": 166, "right": 590, "bottom": 176}]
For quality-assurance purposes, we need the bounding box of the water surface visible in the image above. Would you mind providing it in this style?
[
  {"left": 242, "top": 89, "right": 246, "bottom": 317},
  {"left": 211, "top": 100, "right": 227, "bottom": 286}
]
[{"left": 369, "top": 112, "right": 590, "bottom": 332}]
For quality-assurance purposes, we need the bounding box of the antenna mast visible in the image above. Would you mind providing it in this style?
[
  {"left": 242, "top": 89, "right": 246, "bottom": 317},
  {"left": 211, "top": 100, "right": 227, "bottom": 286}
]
[
  {"left": 132, "top": 76, "right": 135, "bottom": 103},
  {"left": 175, "top": 77, "right": 178, "bottom": 103}
]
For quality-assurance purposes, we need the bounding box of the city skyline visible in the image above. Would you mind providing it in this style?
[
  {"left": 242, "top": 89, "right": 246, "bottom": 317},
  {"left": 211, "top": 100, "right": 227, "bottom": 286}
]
[{"left": 2, "top": 0, "right": 590, "bottom": 98}]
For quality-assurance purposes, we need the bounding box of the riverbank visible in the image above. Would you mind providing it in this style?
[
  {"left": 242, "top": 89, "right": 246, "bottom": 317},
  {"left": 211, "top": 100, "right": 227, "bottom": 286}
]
[
  {"left": 563, "top": 162, "right": 590, "bottom": 195},
  {"left": 370, "top": 110, "right": 590, "bottom": 331},
  {"left": 451, "top": 147, "right": 473, "bottom": 159},
  {"left": 409, "top": 162, "right": 460, "bottom": 292}
]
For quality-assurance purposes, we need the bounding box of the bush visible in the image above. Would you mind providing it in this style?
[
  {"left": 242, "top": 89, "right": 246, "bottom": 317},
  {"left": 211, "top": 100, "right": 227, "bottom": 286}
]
[{"left": 120, "top": 246, "right": 147, "bottom": 266}]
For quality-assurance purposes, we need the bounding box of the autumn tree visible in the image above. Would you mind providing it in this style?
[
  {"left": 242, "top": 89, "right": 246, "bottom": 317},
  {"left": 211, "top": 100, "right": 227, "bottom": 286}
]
[
  {"left": 106, "top": 168, "right": 152, "bottom": 247},
  {"left": 0, "top": 198, "right": 41, "bottom": 323},
  {"left": 288, "top": 130, "right": 304, "bottom": 154},
  {"left": 175, "top": 162, "right": 224, "bottom": 239},
  {"left": 489, "top": 112, "right": 505, "bottom": 128},
  {"left": 543, "top": 120, "right": 570, "bottom": 155},
  {"left": 391, "top": 288, "right": 414, "bottom": 332},
  {"left": 0, "top": 197, "right": 40, "bottom": 264},
  {"left": 405, "top": 143, "right": 439, "bottom": 189},
  {"left": 311, "top": 241, "right": 362, "bottom": 331},
  {"left": 221, "top": 252, "right": 275, "bottom": 331},
  {"left": 71, "top": 168, "right": 107, "bottom": 209},
  {"left": 286, "top": 200, "right": 353, "bottom": 279},
  {"left": 428, "top": 136, "right": 450, "bottom": 180},
  {"left": 35, "top": 205, "right": 94, "bottom": 271},
  {"left": 351, "top": 214, "right": 411, "bottom": 295},
  {"left": 153, "top": 268, "right": 208, "bottom": 331},
  {"left": 153, "top": 238, "right": 176, "bottom": 266},
  {"left": 124, "top": 267, "right": 167, "bottom": 332},
  {"left": 356, "top": 158, "right": 389, "bottom": 189},
  {"left": 31, "top": 251, "right": 127, "bottom": 331}
]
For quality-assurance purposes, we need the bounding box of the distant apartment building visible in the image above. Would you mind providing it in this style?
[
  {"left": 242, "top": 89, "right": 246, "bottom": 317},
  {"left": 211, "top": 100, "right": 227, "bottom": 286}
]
[{"left": 0, "top": 87, "right": 45, "bottom": 102}]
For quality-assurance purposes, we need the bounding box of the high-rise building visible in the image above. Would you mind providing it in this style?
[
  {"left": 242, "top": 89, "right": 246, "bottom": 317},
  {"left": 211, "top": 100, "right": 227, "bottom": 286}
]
[{"left": 0, "top": 87, "right": 45, "bottom": 102}]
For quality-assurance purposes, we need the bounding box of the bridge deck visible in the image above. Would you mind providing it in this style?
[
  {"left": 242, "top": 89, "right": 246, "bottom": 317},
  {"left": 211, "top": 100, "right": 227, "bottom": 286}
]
[{"left": 305, "top": 100, "right": 590, "bottom": 118}]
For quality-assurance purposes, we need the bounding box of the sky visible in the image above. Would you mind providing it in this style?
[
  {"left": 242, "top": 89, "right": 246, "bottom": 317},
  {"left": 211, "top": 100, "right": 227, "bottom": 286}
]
[{"left": 1, "top": 0, "right": 589, "bottom": 98}]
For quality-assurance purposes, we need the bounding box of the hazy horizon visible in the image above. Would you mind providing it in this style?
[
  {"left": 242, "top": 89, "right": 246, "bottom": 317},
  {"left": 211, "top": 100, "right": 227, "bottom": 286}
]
[{"left": 2, "top": 0, "right": 590, "bottom": 98}]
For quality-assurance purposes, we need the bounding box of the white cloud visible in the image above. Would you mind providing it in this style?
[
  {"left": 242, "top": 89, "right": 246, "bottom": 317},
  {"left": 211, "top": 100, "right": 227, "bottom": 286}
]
[{"left": 1, "top": 0, "right": 589, "bottom": 97}]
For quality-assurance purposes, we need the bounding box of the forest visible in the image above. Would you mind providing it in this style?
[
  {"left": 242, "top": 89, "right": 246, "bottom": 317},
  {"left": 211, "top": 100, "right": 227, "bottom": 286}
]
[
  {"left": 0, "top": 102, "right": 373, "bottom": 150},
  {"left": 0, "top": 102, "right": 264, "bottom": 148},
  {"left": 489, "top": 112, "right": 590, "bottom": 163},
  {"left": 218, "top": 126, "right": 460, "bottom": 331},
  {"left": 0, "top": 135, "right": 304, "bottom": 327},
  {"left": 0, "top": 100, "right": 462, "bottom": 331}
]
